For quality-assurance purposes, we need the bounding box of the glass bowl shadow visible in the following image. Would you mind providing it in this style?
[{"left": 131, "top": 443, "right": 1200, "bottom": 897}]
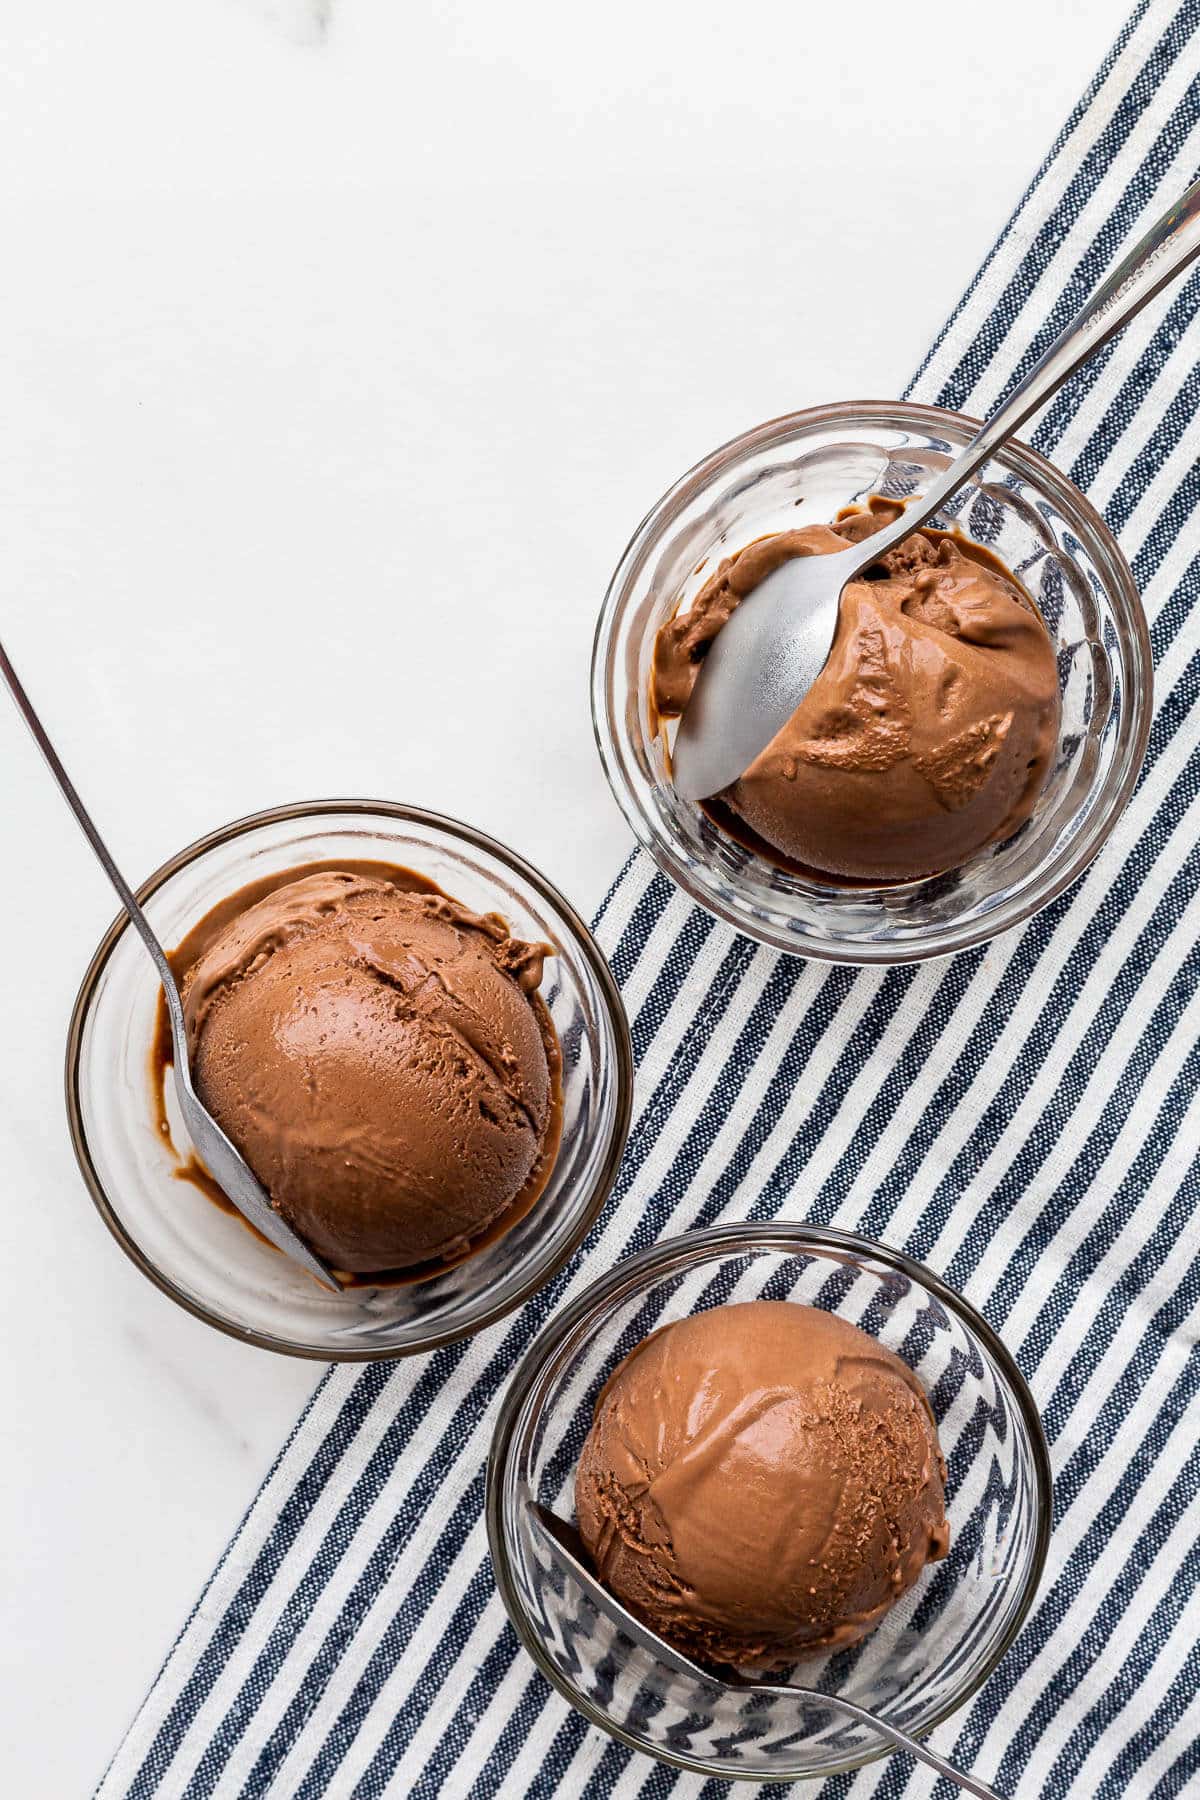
[
  {"left": 487, "top": 1222, "right": 1051, "bottom": 1783},
  {"left": 66, "top": 800, "right": 632, "bottom": 1359},
  {"left": 592, "top": 401, "right": 1152, "bottom": 962}
]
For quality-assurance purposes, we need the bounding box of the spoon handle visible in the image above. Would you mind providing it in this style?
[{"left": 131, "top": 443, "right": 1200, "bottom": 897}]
[
  {"left": 802, "top": 1689, "right": 1003, "bottom": 1797},
  {"left": 0, "top": 637, "right": 181, "bottom": 1014},
  {"left": 532, "top": 1507, "right": 1004, "bottom": 1796},
  {"left": 1, "top": 632, "right": 342, "bottom": 1290},
  {"left": 868, "top": 173, "right": 1200, "bottom": 560}
]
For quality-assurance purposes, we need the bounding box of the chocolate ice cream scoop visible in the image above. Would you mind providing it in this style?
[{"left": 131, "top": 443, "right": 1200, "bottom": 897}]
[
  {"left": 575, "top": 1300, "right": 949, "bottom": 1667},
  {"left": 653, "top": 505, "right": 1060, "bottom": 883},
  {"left": 176, "top": 867, "right": 562, "bottom": 1278}
]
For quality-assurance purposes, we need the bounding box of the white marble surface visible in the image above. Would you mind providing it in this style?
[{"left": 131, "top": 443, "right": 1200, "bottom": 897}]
[{"left": 0, "top": 2, "right": 1131, "bottom": 1792}]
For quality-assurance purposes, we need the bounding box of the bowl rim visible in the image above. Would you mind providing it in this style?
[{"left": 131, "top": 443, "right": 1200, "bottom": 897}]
[
  {"left": 64, "top": 797, "right": 634, "bottom": 1361},
  {"left": 486, "top": 1218, "right": 1054, "bottom": 1782},
  {"left": 591, "top": 398, "right": 1154, "bottom": 965}
]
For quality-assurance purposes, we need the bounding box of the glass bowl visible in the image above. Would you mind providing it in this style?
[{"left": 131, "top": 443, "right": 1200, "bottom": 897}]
[
  {"left": 592, "top": 401, "right": 1152, "bottom": 962},
  {"left": 66, "top": 800, "right": 633, "bottom": 1359},
  {"left": 487, "top": 1222, "right": 1050, "bottom": 1783}
]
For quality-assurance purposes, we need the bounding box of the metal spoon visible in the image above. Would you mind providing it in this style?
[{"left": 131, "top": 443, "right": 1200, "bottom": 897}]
[
  {"left": 532, "top": 1503, "right": 1003, "bottom": 1797},
  {"left": 672, "top": 176, "right": 1200, "bottom": 802},
  {"left": 0, "top": 638, "right": 342, "bottom": 1292}
]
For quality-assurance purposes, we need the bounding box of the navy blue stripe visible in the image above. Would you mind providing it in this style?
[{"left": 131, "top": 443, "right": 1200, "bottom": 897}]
[
  {"left": 191, "top": 1344, "right": 487, "bottom": 1795},
  {"left": 1042, "top": 1487, "right": 1200, "bottom": 1793},
  {"left": 1152, "top": 1695, "right": 1200, "bottom": 1797},
  {"left": 1016, "top": 1085, "right": 1200, "bottom": 1432},
  {"left": 465, "top": 1664, "right": 587, "bottom": 1800},
  {"left": 637, "top": 1763, "right": 694, "bottom": 1799},
  {"left": 631, "top": 960, "right": 864, "bottom": 1240},
  {"left": 997, "top": 1413, "right": 1200, "bottom": 1789},
  {"left": 1005, "top": 73, "right": 1200, "bottom": 453},
  {"left": 1138, "top": 503, "right": 1200, "bottom": 659},
  {"left": 579, "top": 1740, "right": 631, "bottom": 1799},
  {"left": 920, "top": 731, "right": 1200, "bottom": 1246},
  {"left": 590, "top": 850, "right": 639, "bottom": 930},
  {"left": 931, "top": 5, "right": 1200, "bottom": 411},
  {"left": 1092, "top": 295, "right": 1200, "bottom": 544},
  {"left": 814, "top": 953, "right": 986, "bottom": 1205},
  {"left": 906, "top": 0, "right": 1155, "bottom": 401},
  {"left": 518, "top": 1706, "right": 593, "bottom": 1800},
  {"left": 939, "top": 837, "right": 1200, "bottom": 1287},
  {"left": 304, "top": 1547, "right": 502, "bottom": 1797},
  {"left": 606, "top": 869, "right": 675, "bottom": 989},
  {"left": 954, "top": 1304, "right": 1200, "bottom": 1775},
  {"left": 627, "top": 905, "right": 717, "bottom": 1065},
  {"left": 973, "top": 961, "right": 1200, "bottom": 1372},
  {"left": 1054, "top": 267, "right": 1200, "bottom": 494},
  {"left": 346, "top": 1557, "right": 516, "bottom": 1798},
  {"left": 854, "top": 642, "right": 1199, "bottom": 1248},
  {"left": 396, "top": 1627, "right": 554, "bottom": 1800},
  {"left": 1051, "top": 1252, "right": 1200, "bottom": 1519}
]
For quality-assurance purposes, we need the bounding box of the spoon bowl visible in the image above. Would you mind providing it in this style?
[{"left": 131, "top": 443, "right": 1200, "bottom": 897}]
[
  {"left": 670, "top": 540, "right": 865, "bottom": 801},
  {"left": 161, "top": 982, "right": 341, "bottom": 1291}
]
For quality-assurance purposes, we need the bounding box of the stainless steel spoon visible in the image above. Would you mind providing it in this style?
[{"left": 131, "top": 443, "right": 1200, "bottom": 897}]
[
  {"left": 0, "top": 638, "right": 342, "bottom": 1292},
  {"left": 672, "top": 176, "right": 1200, "bottom": 802},
  {"left": 532, "top": 1503, "right": 1003, "bottom": 1797}
]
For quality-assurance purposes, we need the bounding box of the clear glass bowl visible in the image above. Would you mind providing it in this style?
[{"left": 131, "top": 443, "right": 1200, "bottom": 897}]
[
  {"left": 66, "top": 801, "right": 633, "bottom": 1359},
  {"left": 487, "top": 1223, "right": 1051, "bottom": 1783},
  {"left": 592, "top": 401, "right": 1152, "bottom": 962}
]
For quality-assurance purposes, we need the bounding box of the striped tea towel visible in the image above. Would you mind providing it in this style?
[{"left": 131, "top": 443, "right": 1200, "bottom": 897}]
[{"left": 101, "top": 3, "right": 1200, "bottom": 1794}]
